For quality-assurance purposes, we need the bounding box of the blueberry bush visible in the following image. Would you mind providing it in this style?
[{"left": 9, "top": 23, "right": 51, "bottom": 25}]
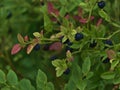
[{"left": 0, "top": 0, "right": 120, "bottom": 90}]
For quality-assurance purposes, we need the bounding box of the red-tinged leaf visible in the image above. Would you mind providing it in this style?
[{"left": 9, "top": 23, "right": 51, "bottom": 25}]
[
  {"left": 26, "top": 41, "right": 38, "bottom": 54},
  {"left": 17, "top": 33, "right": 25, "bottom": 44},
  {"left": 65, "top": 14, "right": 70, "bottom": 19},
  {"left": 106, "top": 49, "right": 116, "bottom": 59},
  {"left": 27, "top": 44, "right": 34, "bottom": 54},
  {"left": 90, "top": 16, "right": 95, "bottom": 21},
  {"left": 49, "top": 42, "right": 62, "bottom": 51},
  {"left": 78, "top": 7, "right": 83, "bottom": 16},
  {"left": 50, "top": 17, "right": 57, "bottom": 22},
  {"left": 66, "top": 50, "right": 74, "bottom": 62},
  {"left": 47, "top": 2, "right": 59, "bottom": 16},
  {"left": 24, "top": 35, "right": 29, "bottom": 42},
  {"left": 96, "top": 18, "right": 103, "bottom": 27},
  {"left": 11, "top": 44, "right": 22, "bottom": 55},
  {"left": 73, "top": 15, "right": 81, "bottom": 21},
  {"left": 53, "top": 9, "right": 59, "bottom": 16},
  {"left": 79, "top": 18, "right": 87, "bottom": 24}
]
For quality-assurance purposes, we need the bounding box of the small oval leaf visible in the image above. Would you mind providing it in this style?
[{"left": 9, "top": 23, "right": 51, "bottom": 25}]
[
  {"left": 33, "top": 32, "right": 41, "bottom": 38},
  {"left": 11, "top": 44, "right": 22, "bottom": 55},
  {"left": 49, "top": 42, "right": 62, "bottom": 51},
  {"left": 101, "top": 71, "right": 115, "bottom": 79},
  {"left": 0, "top": 70, "right": 6, "bottom": 83},
  {"left": 17, "top": 33, "right": 25, "bottom": 44}
]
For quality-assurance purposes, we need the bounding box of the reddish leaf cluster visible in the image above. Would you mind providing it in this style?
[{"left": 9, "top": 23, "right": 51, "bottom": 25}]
[{"left": 47, "top": 2, "right": 59, "bottom": 16}]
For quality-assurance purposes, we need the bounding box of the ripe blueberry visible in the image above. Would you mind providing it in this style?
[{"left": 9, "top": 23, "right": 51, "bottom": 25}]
[
  {"left": 89, "top": 40, "right": 97, "bottom": 48},
  {"left": 104, "top": 40, "right": 113, "bottom": 46},
  {"left": 64, "top": 68, "right": 70, "bottom": 75},
  {"left": 67, "top": 41, "right": 73, "bottom": 46},
  {"left": 43, "top": 44, "right": 49, "bottom": 51},
  {"left": 75, "top": 33, "right": 83, "bottom": 41},
  {"left": 98, "top": 1, "right": 105, "bottom": 9},
  {"left": 66, "top": 46, "right": 73, "bottom": 52},
  {"left": 34, "top": 44, "right": 40, "bottom": 51},
  {"left": 102, "top": 57, "right": 110, "bottom": 63}
]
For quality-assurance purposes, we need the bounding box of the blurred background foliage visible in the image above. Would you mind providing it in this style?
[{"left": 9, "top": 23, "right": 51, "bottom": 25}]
[{"left": 0, "top": 0, "right": 120, "bottom": 90}]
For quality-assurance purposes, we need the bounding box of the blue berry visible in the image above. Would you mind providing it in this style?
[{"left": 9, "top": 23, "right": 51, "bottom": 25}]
[
  {"left": 6, "top": 11, "right": 12, "bottom": 19},
  {"left": 102, "top": 57, "right": 110, "bottom": 63},
  {"left": 98, "top": 1, "right": 105, "bottom": 9},
  {"left": 75, "top": 33, "right": 83, "bottom": 41},
  {"left": 34, "top": 44, "right": 40, "bottom": 51},
  {"left": 50, "top": 55, "right": 57, "bottom": 60},
  {"left": 64, "top": 68, "right": 70, "bottom": 75},
  {"left": 66, "top": 46, "right": 73, "bottom": 52},
  {"left": 89, "top": 41, "right": 97, "bottom": 48},
  {"left": 43, "top": 44, "right": 49, "bottom": 51},
  {"left": 67, "top": 41, "right": 73, "bottom": 46},
  {"left": 104, "top": 40, "right": 113, "bottom": 46}
]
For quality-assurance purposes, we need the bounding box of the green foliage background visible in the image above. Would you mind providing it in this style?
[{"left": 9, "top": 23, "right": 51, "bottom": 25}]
[{"left": 0, "top": 0, "right": 120, "bottom": 90}]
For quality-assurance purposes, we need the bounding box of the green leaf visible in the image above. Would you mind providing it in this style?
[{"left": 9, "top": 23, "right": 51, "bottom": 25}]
[
  {"left": 1, "top": 87, "right": 10, "bottom": 90},
  {"left": 71, "top": 64, "right": 86, "bottom": 90},
  {"left": 79, "top": 2, "right": 87, "bottom": 8},
  {"left": 99, "top": 10, "right": 111, "bottom": 22},
  {"left": 60, "top": 7, "right": 66, "bottom": 17},
  {"left": 79, "top": 2, "right": 89, "bottom": 12},
  {"left": 62, "top": 36, "right": 67, "bottom": 43},
  {"left": 86, "top": 72, "right": 94, "bottom": 79},
  {"left": 64, "top": 79, "right": 77, "bottom": 90},
  {"left": 113, "top": 77, "right": 120, "bottom": 84},
  {"left": 0, "top": 70, "right": 6, "bottom": 83},
  {"left": 45, "top": 82, "right": 54, "bottom": 90},
  {"left": 101, "top": 72, "right": 115, "bottom": 79},
  {"left": 72, "top": 63, "right": 87, "bottom": 90},
  {"left": 33, "top": 32, "right": 41, "bottom": 38},
  {"left": 44, "top": 14, "right": 53, "bottom": 32},
  {"left": 52, "top": 59, "right": 67, "bottom": 77},
  {"left": 56, "top": 67, "right": 65, "bottom": 77},
  {"left": 111, "top": 60, "right": 119, "bottom": 70},
  {"left": 17, "top": 33, "right": 25, "bottom": 44},
  {"left": 82, "top": 57, "right": 91, "bottom": 75},
  {"left": 76, "top": 80, "right": 87, "bottom": 90},
  {"left": 71, "top": 43, "right": 80, "bottom": 49},
  {"left": 19, "top": 79, "right": 34, "bottom": 90},
  {"left": 7, "top": 70, "right": 18, "bottom": 85},
  {"left": 36, "top": 69, "right": 47, "bottom": 90}
]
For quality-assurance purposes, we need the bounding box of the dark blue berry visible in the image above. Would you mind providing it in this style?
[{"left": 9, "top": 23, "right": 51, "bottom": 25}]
[
  {"left": 50, "top": 55, "right": 57, "bottom": 60},
  {"left": 6, "top": 11, "right": 12, "bottom": 19},
  {"left": 98, "top": 1, "right": 105, "bottom": 9},
  {"left": 43, "top": 44, "right": 49, "bottom": 50},
  {"left": 34, "top": 44, "right": 40, "bottom": 51},
  {"left": 64, "top": 68, "right": 70, "bottom": 75},
  {"left": 89, "top": 41, "right": 97, "bottom": 48},
  {"left": 75, "top": 33, "right": 84, "bottom": 41},
  {"left": 104, "top": 40, "right": 113, "bottom": 46},
  {"left": 102, "top": 57, "right": 110, "bottom": 63},
  {"left": 64, "top": 39, "right": 69, "bottom": 44},
  {"left": 66, "top": 46, "right": 73, "bottom": 52},
  {"left": 67, "top": 41, "right": 73, "bottom": 46}
]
